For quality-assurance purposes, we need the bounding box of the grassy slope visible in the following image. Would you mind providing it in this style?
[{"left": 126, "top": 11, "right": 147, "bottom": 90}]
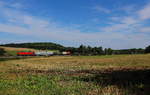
[
  {"left": 0, "top": 54, "right": 150, "bottom": 95},
  {"left": 0, "top": 46, "right": 37, "bottom": 56},
  {"left": 0, "top": 46, "right": 38, "bottom": 51},
  {"left": 0, "top": 46, "right": 58, "bottom": 56}
]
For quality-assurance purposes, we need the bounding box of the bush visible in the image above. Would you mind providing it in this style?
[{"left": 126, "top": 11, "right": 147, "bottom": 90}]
[
  {"left": 145, "top": 45, "right": 150, "bottom": 53},
  {"left": 0, "top": 48, "right": 6, "bottom": 56}
]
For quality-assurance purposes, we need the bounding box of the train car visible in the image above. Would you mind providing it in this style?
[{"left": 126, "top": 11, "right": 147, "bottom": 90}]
[
  {"left": 62, "top": 51, "right": 71, "bottom": 55},
  {"left": 17, "top": 51, "right": 71, "bottom": 56},
  {"left": 17, "top": 51, "right": 35, "bottom": 56},
  {"left": 35, "top": 51, "right": 54, "bottom": 56}
]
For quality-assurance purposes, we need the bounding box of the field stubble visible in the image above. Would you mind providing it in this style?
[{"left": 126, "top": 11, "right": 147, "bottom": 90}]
[{"left": 0, "top": 54, "right": 150, "bottom": 95}]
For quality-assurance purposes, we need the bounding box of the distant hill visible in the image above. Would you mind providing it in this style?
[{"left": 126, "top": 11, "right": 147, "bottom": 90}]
[
  {"left": 0, "top": 42, "right": 65, "bottom": 51},
  {"left": 0, "top": 46, "right": 37, "bottom": 51}
]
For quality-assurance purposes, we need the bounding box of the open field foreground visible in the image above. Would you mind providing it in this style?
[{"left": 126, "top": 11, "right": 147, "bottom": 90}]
[{"left": 0, "top": 54, "right": 150, "bottom": 95}]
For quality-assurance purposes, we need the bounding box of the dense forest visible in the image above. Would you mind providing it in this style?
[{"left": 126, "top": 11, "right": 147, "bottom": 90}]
[{"left": 0, "top": 42, "right": 150, "bottom": 55}]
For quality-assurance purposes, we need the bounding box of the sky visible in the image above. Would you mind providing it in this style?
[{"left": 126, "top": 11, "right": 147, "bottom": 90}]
[{"left": 0, "top": 0, "right": 150, "bottom": 49}]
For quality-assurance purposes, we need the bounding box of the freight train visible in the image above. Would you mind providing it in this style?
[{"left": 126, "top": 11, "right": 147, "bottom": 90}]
[
  {"left": 17, "top": 51, "right": 71, "bottom": 56},
  {"left": 17, "top": 51, "right": 35, "bottom": 56}
]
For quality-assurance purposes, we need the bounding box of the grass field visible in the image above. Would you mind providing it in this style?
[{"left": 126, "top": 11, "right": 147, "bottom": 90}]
[
  {"left": 0, "top": 46, "right": 58, "bottom": 56},
  {"left": 0, "top": 54, "right": 150, "bottom": 95},
  {"left": 0, "top": 46, "right": 38, "bottom": 56}
]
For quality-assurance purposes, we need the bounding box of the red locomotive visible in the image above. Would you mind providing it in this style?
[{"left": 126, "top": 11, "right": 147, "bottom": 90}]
[{"left": 17, "top": 51, "right": 35, "bottom": 56}]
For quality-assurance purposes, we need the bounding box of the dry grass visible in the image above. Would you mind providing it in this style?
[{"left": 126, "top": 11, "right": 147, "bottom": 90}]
[
  {"left": 1, "top": 54, "right": 149, "bottom": 72},
  {"left": 0, "top": 54, "right": 150, "bottom": 95},
  {"left": 0, "top": 46, "right": 37, "bottom": 51}
]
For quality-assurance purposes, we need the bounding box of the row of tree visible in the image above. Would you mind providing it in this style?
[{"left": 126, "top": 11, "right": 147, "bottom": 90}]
[
  {"left": 0, "top": 42, "right": 150, "bottom": 56},
  {"left": 64, "top": 45, "right": 146, "bottom": 55}
]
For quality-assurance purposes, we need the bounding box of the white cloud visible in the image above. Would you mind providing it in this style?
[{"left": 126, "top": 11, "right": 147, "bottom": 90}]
[
  {"left": 0, "top": 24, "right": 29, "bottom": 34},
  {"left": 119, "top": 5, "right": 137, "bottom": 14},
  {"left": 93, "top": 6, "right": 111, "bottom": 14},
  {"left": 140, "top": 27, "right": 150, "bottom": 32},
  {"left": 0, "top": 1, "right": 150, "bottom": 49},
  {"left": 121, "top": 17, "right": 139, "bottom": 25},
  {"left": 104, "top": 2, "right": 150, "bottom": 34},
  {"left": 103, "top": 16, "right": 141, "bottom": 33},
  {"left": 0, "top": 0, "right": 23, "bottom": 9},
  {"left": 10, "top": 2, "right": 23, "bottom": 9},
  {"left": 138, "top": 3, "right": 150, "bottom": 20}
]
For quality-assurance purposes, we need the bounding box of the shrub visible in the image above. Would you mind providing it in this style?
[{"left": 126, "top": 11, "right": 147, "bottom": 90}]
[
  {"left": 145, "top": 45, "right": 150, "bottom": 53},
  {"left": 0, "top": 48, "right": 6, "bottom": 56}
]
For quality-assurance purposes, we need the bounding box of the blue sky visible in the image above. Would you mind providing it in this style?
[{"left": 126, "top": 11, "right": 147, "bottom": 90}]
[{"left": 0, "top": 0, "right": 150, "bottom": 49}]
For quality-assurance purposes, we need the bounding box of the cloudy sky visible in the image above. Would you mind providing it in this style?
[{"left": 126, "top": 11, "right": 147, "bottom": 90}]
[{"left": 0, "top": 0, "right": 150, "bottom": 49}]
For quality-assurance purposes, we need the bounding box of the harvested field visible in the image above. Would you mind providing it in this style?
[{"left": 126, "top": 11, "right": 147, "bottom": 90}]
[{"left": 0, "top": 54, "right": 150, "bottom": 95}]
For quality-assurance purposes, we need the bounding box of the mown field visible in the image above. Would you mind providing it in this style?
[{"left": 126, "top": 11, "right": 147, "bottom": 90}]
[{"left": 0, "top": 54, "right": 150, "bottom": 95}]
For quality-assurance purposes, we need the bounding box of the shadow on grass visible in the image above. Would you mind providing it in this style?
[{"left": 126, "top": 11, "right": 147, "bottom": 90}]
[
  {"left": 0, "top": 56, "right": 36, "bottom": 61},
  {"left": 0, "top": 57, "right": 20, "bottom": 61},
  {"left": 76, "top": 69, "right": 150, "bottom": 95},
  {"left": 8, "top": 68, "right": 150, "bottom": 95}
]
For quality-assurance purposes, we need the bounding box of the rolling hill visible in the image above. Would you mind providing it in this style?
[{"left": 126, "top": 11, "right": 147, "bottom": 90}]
[{"left": 0, "top": 42, "right": 65, "bottom": 51}]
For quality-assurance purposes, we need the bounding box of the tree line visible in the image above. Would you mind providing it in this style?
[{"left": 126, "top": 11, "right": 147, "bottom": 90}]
[
  {"left": 63, "top": 45, "right": 146, "bottom": 55},
  {"left": 0, "top": 42, "right": 150, "bottom": 56},
  {"left": 0, "top": 42, "right": 65, "bottom": 50}
]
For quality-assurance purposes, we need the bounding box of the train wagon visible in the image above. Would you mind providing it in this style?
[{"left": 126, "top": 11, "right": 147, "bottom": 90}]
[
  {"left": 35, "top": 51, "right": 54, "bottom": 56},
  {"left": 62, "top": 51, "right": 71, "bottom": 55},
  {"left": 17, "top": 51, "right": 35, "bottom": 56}
]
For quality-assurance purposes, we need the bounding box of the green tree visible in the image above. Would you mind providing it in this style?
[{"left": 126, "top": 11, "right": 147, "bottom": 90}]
[
  {"left": 104, "top": 48, "right": 113, "bottom": 55},
  {"left": 145, "top": 45, "right": 150, "bottom": 53},
  {"left": 78, "top": 45, "right": 87, "bottom": 55}
]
